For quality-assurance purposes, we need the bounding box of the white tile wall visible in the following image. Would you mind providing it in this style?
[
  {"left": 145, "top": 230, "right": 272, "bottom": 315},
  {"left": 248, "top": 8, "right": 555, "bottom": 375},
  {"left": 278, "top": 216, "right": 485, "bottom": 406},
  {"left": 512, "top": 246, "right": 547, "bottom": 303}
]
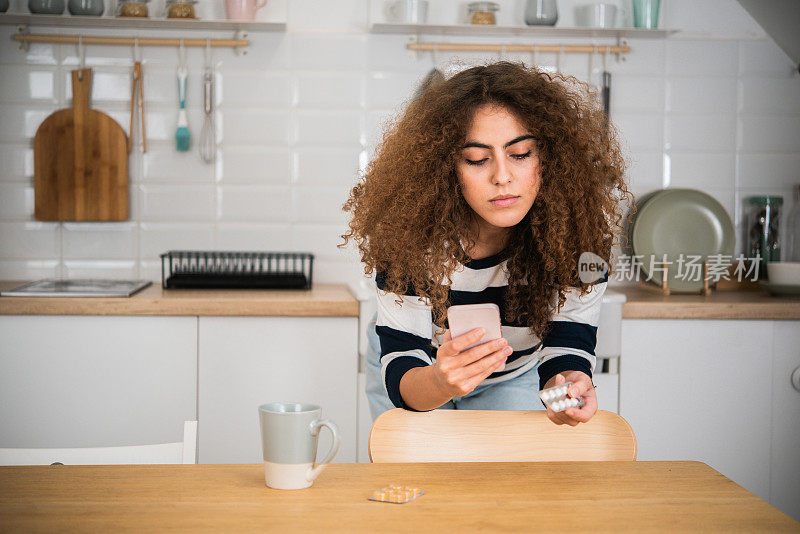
[{"left": 0, "top": 1, "right": 798, "bottom": 287}]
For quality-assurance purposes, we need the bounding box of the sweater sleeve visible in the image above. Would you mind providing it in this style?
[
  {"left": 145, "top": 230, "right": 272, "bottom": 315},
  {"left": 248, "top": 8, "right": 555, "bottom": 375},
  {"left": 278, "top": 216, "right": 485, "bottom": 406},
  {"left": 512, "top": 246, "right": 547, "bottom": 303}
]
[
  {"left": 375, "top": 272, "right": 435, "bottom": 410},
  {"left": 537, "top": 274, "right": 607, "bottom": 390}
]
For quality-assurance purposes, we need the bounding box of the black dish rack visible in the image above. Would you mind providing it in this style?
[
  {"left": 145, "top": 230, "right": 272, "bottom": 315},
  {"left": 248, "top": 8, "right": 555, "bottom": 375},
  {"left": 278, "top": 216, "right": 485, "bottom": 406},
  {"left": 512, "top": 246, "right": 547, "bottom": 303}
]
[{"left": 160, "top": 251, "right": 314, "bottom": 290}]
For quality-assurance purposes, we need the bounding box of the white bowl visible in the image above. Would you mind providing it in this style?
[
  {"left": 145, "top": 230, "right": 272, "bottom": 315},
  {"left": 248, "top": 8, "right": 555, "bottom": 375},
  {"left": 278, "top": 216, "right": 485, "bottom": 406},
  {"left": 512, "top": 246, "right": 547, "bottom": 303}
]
[{"left": 767, "top": 262, "right": 800, "bottom": 285}]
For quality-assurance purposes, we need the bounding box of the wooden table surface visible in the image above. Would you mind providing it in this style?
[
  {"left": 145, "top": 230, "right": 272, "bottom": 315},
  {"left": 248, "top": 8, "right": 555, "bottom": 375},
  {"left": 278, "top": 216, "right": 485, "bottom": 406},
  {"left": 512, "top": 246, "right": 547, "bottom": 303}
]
[{"left": 1, "top": 462, "right": 797, "bottom": 533}]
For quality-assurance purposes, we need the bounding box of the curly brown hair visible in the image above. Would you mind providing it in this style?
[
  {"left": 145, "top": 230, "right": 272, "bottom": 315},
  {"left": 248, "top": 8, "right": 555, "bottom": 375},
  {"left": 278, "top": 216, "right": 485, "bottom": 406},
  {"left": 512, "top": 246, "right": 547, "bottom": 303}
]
[{"left": 341, "top": 61, "right": 631, "bottom": 339}]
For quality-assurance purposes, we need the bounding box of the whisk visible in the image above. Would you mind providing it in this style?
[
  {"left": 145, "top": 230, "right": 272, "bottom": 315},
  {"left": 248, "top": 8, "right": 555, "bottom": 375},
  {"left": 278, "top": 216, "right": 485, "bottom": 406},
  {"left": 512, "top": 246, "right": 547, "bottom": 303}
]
[{"left": 199, "top": 41, "right": 215, "bottom": 164}]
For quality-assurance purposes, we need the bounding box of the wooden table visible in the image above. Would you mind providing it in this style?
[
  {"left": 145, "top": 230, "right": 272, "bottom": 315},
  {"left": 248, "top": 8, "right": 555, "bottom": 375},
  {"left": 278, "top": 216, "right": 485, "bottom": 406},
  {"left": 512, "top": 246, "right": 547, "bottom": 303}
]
[{"left": 1, "top": 462, "right": 797, "bottom": 532}]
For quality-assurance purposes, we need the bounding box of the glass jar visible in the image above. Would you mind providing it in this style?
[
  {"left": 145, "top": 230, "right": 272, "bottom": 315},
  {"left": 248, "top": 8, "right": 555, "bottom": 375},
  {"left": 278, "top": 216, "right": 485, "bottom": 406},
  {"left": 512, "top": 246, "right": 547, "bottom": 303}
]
[
  {"left": 786, "top": 185, "right": 800, "bottom": 262},
  {"left": 68, "top": 0, "right": 104, "bottom": 15},
  {"left": 468, "top": 1, "right": 499, "bottom": 25},
  {"left": 28, "top": 0, "right": 65, "bottom": 14},
  {"left": 116, "top": 0, "right": 148, "bottom": 17},
  {"left": 525, "top": 0, "right": 558, "bottom": 26},
  {"left": 165, "top": 0, "right": 196, "bottom": 19},
  {"left": 745, "top": 195, "right": 783, "bottom": 279}
]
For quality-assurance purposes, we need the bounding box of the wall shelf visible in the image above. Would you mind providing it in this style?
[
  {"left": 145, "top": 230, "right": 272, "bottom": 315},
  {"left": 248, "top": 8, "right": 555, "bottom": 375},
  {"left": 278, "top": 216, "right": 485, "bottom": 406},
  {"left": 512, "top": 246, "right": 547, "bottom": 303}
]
[
  {"left": 370, "top": 22, "right": 677, "bottom": 39},
  {"left": 0, "top": 13, "right": 285, "bottom": 32}
]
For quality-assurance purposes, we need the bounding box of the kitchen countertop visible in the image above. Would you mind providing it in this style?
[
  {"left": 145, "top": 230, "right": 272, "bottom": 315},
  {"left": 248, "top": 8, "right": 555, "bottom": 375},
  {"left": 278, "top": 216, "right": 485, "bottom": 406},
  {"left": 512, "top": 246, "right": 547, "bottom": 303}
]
[
  {"left": 0, "top": 281, "right": 358, "bottom": 317},
  {"left": 0, "top": 281, "right": 798, "bottom": 320},
  {"left": 613, "top": 283, "right": 800, "bottom": 320}
]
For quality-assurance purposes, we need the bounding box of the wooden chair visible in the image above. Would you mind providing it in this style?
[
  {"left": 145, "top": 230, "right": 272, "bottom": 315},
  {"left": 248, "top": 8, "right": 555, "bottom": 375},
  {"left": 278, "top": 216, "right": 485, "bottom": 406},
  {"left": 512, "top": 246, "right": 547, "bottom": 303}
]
[
  {"left": 369, "top": 409, "right": 636, "bottom": 462},
  {"left": 0, "top": 421, "right": 197, "bottom": 466}
]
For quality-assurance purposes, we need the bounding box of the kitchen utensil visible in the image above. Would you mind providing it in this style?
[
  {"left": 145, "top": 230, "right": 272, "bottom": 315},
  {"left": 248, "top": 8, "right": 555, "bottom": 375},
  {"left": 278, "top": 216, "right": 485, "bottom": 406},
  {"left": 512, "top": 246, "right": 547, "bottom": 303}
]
[
  {"left": 199, "top": 49, "right": 215, "bottom": 163},
  {"left": 68, "top": 0, "right": 103, "bottom": 15},
  {"left": 468, "top": 2, "right": 499, "bottom": 25},
  {"left": 224, "top": 0, "right": 265, "bottom": 20},
  {"left": 632, "top": 188, "right": 735, "bottom": 292},
  {"left": 0, "top": 279, "right": 151, "bottom": 298},
  {"left": 116, "top": 0, "right": 148, "bottom": 17},
  {"left": 524, "top": 0, "right": 557, "bottom": 25},
  {"left": 175, "top": 52, "right": 190, "bottom": 152},
  {"left": 386, "top": 0, "right": 428, "bottom": 23},
  {"left": 745, "top": 195, "right": 782, "bottom": 279},
  {"left": 413, "top": 46, "right": 444, "bottom": 101},
  {"left": 785, "top": 184, "right": 800, "bottom": 261},
  {"left": 632, "top": 0, "right": 660, "bottom": 28},
  {"left": 34, "top": 68, "right": 129, "bottom": 222},
  {"left": 128, "top": 61, "right": 146, "bottom": 153},
  {"left": 575, "top": 3, "right": 617, "bottom": 28},
  {"left": 160, "top": 251, "right": 314, "bottom": 289},
  {"left": 28, "top": 0, "right": 64, "bottom": 13}
]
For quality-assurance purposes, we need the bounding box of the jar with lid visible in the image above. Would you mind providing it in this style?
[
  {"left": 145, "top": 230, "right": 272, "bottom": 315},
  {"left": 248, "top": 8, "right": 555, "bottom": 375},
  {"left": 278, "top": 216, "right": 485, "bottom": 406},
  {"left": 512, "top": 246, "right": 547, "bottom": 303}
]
[
  {"left": 165, "top": 0, "right": 196, "bottom": 19},
  {"left": 744, "top": 195, "right": 782, "bottom": 279},
  {"left": 116, "top": 0, "right": 148, "bottom": 17},
  {"left": 468, "top": 2, "right": 499, "bottom": 25}
]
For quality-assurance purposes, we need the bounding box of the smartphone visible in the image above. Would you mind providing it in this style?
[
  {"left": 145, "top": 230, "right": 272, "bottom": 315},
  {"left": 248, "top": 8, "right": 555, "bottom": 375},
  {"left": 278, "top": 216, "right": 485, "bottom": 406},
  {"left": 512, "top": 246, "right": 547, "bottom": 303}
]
[{"left": 446, "top": 303, "right": 503, "bottom": 351}]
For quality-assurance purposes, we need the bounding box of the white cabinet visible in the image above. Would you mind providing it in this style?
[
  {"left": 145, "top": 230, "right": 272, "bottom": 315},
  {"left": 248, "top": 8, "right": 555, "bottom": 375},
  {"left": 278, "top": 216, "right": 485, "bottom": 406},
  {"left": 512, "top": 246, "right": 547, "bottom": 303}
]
[
  {"left": 619, "top": 320, "right": 775, "bottom": 504},
  {"left": 197, "top": 316, "right": 358, "bottom": 464},
  {"left": 0, "top": 315, "right": 197, "bottom": 448},
  {"left": 771, "top": 322, "right": 800, "bottom": 521}
]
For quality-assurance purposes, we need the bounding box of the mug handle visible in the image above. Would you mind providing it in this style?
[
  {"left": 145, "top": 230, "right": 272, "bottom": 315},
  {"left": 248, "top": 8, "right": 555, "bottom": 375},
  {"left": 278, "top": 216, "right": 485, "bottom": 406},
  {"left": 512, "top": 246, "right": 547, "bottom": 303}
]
[
  {"left": 306, "top": 419, "right": 340, "bottom": 483},
  {"left": 256, "top": 0, "right": 267, "bottom": 9}
]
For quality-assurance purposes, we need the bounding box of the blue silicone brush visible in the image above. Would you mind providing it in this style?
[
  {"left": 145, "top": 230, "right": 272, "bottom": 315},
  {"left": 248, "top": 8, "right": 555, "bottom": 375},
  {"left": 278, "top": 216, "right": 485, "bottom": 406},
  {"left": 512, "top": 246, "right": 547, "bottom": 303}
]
[{"left": 175, "top": 65, "right": 190, "bottom": 151}]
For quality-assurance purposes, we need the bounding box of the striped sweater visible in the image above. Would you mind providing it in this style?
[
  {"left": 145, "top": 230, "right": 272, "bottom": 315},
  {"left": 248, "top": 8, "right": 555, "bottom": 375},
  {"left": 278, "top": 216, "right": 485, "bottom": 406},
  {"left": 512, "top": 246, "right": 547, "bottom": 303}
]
[{"left": 375, "top": 248, "right": 607, "bottom": 410}]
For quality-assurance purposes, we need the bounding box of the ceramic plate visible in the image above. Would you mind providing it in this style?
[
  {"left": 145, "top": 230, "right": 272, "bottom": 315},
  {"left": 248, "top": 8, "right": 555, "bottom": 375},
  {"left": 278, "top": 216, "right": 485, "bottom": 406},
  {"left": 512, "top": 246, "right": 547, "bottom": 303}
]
[
  {"left": 632, "top": 188, "right": 735, "bottom": 292},
  {"left": 760, "top": 281, "right": 800, "bottom": 297}
]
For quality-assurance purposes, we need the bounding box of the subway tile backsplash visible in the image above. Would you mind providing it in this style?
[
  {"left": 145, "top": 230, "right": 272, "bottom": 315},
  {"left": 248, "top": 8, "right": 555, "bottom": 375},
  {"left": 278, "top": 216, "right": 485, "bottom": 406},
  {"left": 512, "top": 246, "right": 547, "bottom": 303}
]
[{"left": 0, "top": 2, "right": 799, "bottom": 287}]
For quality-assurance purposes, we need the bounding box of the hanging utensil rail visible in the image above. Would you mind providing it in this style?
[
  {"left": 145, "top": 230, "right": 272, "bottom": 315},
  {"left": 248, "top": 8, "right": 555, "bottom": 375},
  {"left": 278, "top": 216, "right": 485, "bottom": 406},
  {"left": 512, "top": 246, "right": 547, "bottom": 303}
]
[
  {"left": 408, "top": 42, "right": 630, "bottom": 55},
  {"left": 13, "top": 32, "right": 249, "bottom": 51}
]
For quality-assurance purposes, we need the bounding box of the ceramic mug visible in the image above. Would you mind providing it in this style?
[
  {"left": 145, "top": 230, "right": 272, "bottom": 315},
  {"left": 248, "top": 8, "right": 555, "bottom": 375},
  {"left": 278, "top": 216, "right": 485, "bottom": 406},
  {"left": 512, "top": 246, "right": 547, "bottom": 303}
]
[
  {"left": 225, "top": 0, "right": 266, "bottom": 21},
  {"left": 575, "top": 3, "right": 617, "bottom": 28},
  {"left": 258, "top": 402, "right": 340, "bottom": 490}
]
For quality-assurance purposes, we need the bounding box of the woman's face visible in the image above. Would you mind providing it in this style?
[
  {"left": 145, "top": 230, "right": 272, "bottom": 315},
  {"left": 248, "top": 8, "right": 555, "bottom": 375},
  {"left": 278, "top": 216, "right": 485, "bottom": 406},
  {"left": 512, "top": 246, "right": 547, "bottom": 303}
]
[{"left": 456, "top": 104, "right": 541, "bottom": 241}]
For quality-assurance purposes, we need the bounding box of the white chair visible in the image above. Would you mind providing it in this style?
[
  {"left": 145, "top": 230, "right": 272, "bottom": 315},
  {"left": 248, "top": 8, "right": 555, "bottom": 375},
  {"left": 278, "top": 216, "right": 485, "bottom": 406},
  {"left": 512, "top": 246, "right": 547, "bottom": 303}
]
[{"left": 0, "top": 421, "right": 197, "bottom": 466}]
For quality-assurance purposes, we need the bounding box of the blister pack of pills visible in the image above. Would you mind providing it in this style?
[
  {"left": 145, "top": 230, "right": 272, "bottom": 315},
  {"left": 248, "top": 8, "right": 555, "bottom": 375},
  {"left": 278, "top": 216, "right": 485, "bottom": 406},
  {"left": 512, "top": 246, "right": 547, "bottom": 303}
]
[
  {"left": 369, "top": 484, "right": 424, "bottom": 504},
  {"left": 539, "top": 381, "right": 585, "bottom": 412}
]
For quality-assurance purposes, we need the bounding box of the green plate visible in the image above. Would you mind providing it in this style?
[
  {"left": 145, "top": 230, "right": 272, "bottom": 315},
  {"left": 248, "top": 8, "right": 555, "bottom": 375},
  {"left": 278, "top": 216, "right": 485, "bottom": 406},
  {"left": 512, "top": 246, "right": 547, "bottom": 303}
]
[
  {"left": 632, "top": 188, "right": 735, "bottom": 292},
  {"left": 760, "top": 281, "right": 800, "bottom": 297},
  {"left": 621, "top": 189, "right": 661, "bottom": 257}
]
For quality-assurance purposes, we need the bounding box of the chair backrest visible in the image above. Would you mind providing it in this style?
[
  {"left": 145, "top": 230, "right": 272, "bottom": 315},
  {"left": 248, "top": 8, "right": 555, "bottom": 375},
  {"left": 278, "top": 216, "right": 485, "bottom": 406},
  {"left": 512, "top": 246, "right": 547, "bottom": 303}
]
[
  {"left": 0, "top": 421, "right": 197, "bottom": 466},
  {"left": 369, "top": 409, "right": 636, "bottom": 462}
]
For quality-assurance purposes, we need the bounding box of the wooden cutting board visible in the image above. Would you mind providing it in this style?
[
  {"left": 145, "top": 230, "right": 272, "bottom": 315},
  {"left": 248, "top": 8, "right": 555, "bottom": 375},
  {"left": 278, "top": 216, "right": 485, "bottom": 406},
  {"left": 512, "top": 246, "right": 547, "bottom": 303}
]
[{"left": 34, "top": 68, "right": 128, "bottom": 221}]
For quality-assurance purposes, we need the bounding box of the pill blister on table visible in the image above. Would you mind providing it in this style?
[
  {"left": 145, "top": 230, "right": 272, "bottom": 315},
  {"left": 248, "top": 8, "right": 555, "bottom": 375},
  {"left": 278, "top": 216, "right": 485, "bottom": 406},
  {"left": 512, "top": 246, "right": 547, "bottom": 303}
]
[
  {"left": 369, "top": 484, "right": 424, "bottom": 504},
  {"left": 538, "top": 381, "right": 585, "bottom": 412}
]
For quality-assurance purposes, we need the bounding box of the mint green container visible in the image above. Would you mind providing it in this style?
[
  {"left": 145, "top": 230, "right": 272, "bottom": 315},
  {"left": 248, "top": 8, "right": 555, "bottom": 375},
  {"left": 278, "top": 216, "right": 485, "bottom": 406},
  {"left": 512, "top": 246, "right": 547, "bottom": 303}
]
[{"left": 633, "top": 0, "right": 660, "bottom": 28}]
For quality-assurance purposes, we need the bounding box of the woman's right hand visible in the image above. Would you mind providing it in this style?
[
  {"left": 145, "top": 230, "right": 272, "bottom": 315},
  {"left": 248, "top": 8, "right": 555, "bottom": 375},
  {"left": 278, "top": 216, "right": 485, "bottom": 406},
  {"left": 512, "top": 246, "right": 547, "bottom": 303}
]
[{"left": 432, "top": 328, "right": 512, "bottom": 398}]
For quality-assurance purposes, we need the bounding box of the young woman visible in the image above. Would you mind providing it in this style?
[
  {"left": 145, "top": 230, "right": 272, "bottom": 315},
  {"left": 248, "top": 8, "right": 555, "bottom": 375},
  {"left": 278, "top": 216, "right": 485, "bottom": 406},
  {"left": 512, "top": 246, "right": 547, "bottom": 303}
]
[{"left": 342, "top": 61, "right": 629, "bottom": 426}]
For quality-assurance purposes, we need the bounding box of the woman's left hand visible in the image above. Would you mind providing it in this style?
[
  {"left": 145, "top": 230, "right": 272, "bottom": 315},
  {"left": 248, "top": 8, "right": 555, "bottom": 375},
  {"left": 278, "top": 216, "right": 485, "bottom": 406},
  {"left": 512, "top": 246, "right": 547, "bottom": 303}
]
[{"left": 542, "top": 371, "right": 597, "bottom": 426}]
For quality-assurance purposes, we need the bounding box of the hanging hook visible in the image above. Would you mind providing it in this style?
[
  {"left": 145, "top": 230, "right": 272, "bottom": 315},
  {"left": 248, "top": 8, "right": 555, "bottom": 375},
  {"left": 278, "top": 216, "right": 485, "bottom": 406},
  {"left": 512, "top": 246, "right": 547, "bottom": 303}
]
[
  {"left": 432, "top": 43, "right": 439, "bottom": 69},
  {"left": 179, "top": 38, "right": 186, "bottom": 68},
  {"left": 589, "top": 44, "right": 596, "bottom": 86},
  {"left": 602, "top": 46, "right": 609, "bottom": 71},
  {"left": 499, "top": 44, "right": 506, "bottom": 60},
  {"left": 133, "top": 36, "right": 141, "bottom": 62},
  {"left": 532, "top": 44, "right": 540, "bottom": 68},
  {"left": 204, "top": 38, "right": 212, "bottom": 69},
  {"left": 557, "top": 45, "right": 564, "bottom": 73},
  {"left": 77, "top": 35, "right": 85, "bottom": 80}
]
